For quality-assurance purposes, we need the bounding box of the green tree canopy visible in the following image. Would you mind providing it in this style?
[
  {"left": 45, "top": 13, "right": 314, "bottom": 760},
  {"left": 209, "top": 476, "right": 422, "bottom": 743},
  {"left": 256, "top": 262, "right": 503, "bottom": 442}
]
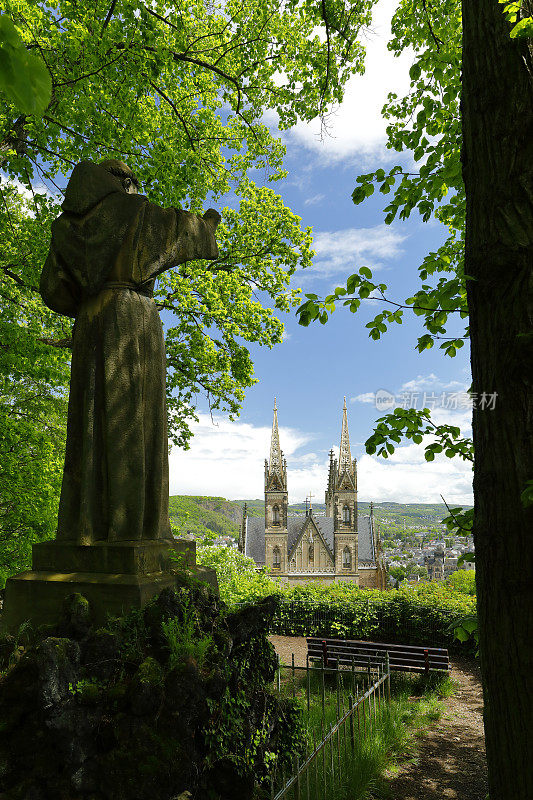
[
  {"left": 0, "top": 0, "right": 373, "bottom": 567},
  {"left": 1, "top": 0, "right": 375, "bottom": 444}
]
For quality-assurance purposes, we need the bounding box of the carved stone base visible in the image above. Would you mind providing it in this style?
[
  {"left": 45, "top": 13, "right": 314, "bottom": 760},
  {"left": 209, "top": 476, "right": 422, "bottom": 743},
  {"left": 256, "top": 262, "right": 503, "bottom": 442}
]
[
  {"left": 0, "top": 538, "right": 217, "bottom": 634},
  {"left": 31, "top": 539, "right": 195, "bottom": 575}
]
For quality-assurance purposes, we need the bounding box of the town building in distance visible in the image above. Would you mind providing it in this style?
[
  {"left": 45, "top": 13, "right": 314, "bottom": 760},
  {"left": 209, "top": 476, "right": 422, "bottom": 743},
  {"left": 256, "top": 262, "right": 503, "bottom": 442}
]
[{"left": 239, "top": 399, "right": 386, "bottom": 588}]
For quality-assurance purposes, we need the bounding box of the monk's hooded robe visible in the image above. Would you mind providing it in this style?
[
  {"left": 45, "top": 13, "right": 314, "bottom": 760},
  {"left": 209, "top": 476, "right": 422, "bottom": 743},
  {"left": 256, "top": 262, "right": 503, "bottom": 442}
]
[{"left": 40, "top": 161, "right": 220, "bottom": 543}]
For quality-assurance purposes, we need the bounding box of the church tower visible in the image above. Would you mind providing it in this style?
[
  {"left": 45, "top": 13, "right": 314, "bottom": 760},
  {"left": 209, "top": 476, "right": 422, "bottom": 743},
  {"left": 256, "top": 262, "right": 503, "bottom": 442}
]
[
  {"left": 264, "top": 399, "right": 288, "bottom": 573},
  {"left": 325, "top": 398, "right": 358, "bottom": 578}
]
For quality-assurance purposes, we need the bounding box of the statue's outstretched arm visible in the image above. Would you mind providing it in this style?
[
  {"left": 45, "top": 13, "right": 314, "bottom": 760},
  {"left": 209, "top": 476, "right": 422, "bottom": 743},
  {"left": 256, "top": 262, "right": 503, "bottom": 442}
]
[{"left": 136, "top": 204, "right": 221, "bottom": 281}]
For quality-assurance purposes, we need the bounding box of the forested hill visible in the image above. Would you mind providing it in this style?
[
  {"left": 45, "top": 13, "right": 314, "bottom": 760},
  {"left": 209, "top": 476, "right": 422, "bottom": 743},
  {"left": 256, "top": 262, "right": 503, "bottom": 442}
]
[
  {"left": 168, "top": 495, "right": 246, "bottom": 541},
  {"left": 169, "top": 496, "right": 471, "bottom": 542}
]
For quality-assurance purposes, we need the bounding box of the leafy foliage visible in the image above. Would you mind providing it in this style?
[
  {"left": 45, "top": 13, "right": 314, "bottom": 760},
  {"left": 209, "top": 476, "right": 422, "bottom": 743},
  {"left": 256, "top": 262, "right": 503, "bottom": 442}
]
[
  {"left": 365, "top": 407, "right": 473, "bottom": 463},
  {"left": 197, "top": 545, "right": 280, "bottom": 605},
  {"left": 268, "top": 581, "right": 476, "bottom": 648},
  {"left": 0, "top": 186, "right": 70, "bottom": 577},
  {"left": 442, "top": 505, "right": 474, "bottom": 536},
  {"left": 297, "top": 0, "right": 466, "bottom": 353},
  {"left": 0, "top": 15, "right": 51, "bottom": 115},
  {"left": 296, "top": 0, "right": 477, "bottom": 470},
  {"left": 162, "top": 600, "right": 214, "bottom": 669},
  {"left": 445, "top": 569, "right": 476, "bottom": 596},
  {"left": 204, "top": 544, "right": 477, "bottom": 648},
  {"left": 499, "top": 0, "right": 533, "bottom": 38},
  {"left": 0, "top": 0, "right": 374, "bottom": 552}
]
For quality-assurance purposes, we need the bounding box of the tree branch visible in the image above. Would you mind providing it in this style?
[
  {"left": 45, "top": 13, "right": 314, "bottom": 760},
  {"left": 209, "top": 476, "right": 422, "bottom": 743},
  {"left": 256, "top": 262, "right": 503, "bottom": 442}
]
[{"left": 38, "top": 337, "right": 72, "bottom": 349}]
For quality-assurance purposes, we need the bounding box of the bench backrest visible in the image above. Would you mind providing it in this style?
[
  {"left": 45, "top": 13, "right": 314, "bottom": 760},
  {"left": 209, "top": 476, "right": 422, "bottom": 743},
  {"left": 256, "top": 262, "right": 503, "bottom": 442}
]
[{"left": 306, "top": 637, "right": 450, "bottom": 674}]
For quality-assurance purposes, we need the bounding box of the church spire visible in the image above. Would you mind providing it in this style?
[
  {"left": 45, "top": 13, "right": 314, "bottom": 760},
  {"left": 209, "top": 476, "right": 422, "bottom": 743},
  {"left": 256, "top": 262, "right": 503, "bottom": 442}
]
[
  {"left": 266, "top": 397, "right": 286, "bottom": 491},
  {"left": 269, "top": 397, "right": 282, "bottom": 473},
  {"left": 338, "top": 396, "right": 352, "bottom": 474}
]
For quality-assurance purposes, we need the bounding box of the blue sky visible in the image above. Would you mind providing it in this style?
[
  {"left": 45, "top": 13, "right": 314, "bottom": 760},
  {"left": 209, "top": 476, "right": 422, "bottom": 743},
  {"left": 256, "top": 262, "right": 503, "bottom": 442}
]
[{"left": 169, "top": 0, "right": 474, "bottom": 507}]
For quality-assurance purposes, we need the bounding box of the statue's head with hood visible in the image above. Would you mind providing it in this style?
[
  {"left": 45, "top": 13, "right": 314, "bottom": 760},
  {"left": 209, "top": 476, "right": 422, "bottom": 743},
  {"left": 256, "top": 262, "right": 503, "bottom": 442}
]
[
  {"left": 61, "top": 159, "right": 143, "bottom": 216},
  {"left": 100, "top": 159, "right": 140, "bottom": 195}
]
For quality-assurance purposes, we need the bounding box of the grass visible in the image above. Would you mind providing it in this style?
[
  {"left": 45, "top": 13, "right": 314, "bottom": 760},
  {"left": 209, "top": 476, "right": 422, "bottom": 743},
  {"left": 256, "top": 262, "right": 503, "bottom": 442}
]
[{"left": 271, "top": 664, "right": 455, "bottom": 800}]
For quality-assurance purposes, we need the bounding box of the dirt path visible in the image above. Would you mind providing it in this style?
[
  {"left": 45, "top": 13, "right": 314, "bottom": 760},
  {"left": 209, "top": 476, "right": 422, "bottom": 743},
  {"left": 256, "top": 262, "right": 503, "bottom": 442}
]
[{"left": 269, "top": 636, "right": 489, "bottom": 800}]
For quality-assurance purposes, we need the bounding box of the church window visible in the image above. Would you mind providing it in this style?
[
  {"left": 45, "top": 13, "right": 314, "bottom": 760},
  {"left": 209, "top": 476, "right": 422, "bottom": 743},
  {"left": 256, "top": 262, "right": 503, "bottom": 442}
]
[
  {"left": 343, "top": 546, "right": 352, "bottom": 568},
  {"left": 308, "top": 545, "right": 314, "bottom": 563},
  {"left": 273, "top": 504, "right": 280, "bottom": 524},
  {"left": 273, "top": 546, "right": 281, "bottom": 568},
  {"left": 342, "top": 505, "right": 351, "bottom": 524}
]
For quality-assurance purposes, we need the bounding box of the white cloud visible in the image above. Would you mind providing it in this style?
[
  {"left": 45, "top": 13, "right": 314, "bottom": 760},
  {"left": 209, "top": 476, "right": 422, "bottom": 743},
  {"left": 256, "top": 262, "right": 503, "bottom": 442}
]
[
  {"left": 351, "top": 392, "right": 376, "bottom": 404},
  {"left": 350, "top": 374, "right": 473, "bottom": 428},
  {"left": 400, "top": 373, "right": 467, "bottom": 393},
  {"left": 309, "top": 224, "right": 407, "bottom": 278},
  {"left": 288, "top": 0, "right": 413, "bottom": 163},
  {"left": 169, "top": 413, "right": 315, "bottom": 501},
  {"left": 169, "top": 411, "right": 473, "bottom": 506},
  {"left": 431, "top": 407, "right": 471, "bottom": 429},
  {"left": 304, "top": 193, "right": 325, "bottom": 206},
  {"left": 358, "top": 447, "right": 473, "bottom": 505}
]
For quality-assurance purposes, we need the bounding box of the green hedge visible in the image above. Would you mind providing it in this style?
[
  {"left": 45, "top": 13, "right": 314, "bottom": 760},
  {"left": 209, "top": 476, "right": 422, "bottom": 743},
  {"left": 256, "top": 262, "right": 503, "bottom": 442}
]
[
  {"left": 273, "top": 583, "right": 476, "bottom": 648},
  {"left": 197, "top": 547, "right": 477, "bottom": 650}
]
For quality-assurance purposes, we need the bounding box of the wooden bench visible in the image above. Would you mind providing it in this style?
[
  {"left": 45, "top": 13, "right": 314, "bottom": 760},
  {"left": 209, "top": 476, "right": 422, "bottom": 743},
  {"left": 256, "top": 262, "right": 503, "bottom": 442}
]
[{"left": 306, "top": 637, "right": 450, "bottom": 675}]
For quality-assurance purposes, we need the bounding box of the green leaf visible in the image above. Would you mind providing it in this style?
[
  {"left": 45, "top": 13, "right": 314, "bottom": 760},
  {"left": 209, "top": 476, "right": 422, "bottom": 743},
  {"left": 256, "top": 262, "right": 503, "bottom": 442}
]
[
  {"left": 510, "top": 17, "right": 533, "bottom": 38},
  {"left": 0, "top": 16, "right": 52, "bottom": 115},
  {"left": 520, "top": 479, "right": 533, "bottom": 508},
  {"left": 346, "top": 274, "right": 360, "bottom": 294},
  {"left": 352, "top": 186, "right": 366, "bottom": 205}
]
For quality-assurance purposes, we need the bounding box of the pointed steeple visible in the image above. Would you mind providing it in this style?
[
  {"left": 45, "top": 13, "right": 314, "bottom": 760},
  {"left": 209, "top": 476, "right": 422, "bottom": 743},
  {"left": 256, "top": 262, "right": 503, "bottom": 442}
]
[
  {"left": 266, "top": 398, "right": 286, "bottom": 491},
  {"left": 269, "top": 397, "right": 282, "bottom": 473},
  {"left": 338, "top": 396, "right": 352, "bottom": 474}
]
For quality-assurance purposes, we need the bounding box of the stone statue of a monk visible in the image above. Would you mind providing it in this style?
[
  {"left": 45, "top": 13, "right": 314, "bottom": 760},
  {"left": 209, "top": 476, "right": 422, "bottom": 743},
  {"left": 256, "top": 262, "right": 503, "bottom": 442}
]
[{"left": 40, "top": 159, "right": 221, "bottom": 544}]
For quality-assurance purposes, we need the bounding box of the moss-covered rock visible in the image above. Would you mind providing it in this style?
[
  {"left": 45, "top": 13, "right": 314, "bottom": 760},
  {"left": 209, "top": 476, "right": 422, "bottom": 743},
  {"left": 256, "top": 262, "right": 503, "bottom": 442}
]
[
  {"left": 59, "top": 592, "right": 92, "bottom": 638},
  {"left": 0, "top": 587, "right": 299, "bottom": 800}
]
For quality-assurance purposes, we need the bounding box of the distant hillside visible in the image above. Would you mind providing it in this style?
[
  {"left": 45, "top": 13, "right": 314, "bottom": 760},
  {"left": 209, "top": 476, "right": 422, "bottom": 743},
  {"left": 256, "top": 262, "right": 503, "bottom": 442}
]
[
  {"left": 169, "top": 496, "right": 472, "bottom": 544},
  {"left": 233, "top": 499, "right": 265, "bottom": 518},
  {"left": 169, "top": 495, "right": 245, "bottom": 541},
  {"left": 236, "top": 499, "right": 472, "bottom": 539}
]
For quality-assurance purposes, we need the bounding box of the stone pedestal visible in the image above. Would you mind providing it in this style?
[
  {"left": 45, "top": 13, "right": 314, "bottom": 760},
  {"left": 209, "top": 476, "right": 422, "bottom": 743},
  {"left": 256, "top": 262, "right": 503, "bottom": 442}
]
[{"left": 0, "top": 538, "right": 214, "bottom": 634}]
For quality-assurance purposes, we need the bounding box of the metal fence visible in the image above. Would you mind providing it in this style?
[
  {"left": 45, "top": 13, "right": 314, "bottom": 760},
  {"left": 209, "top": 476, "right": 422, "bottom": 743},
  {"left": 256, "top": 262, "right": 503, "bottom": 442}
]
[{"left": 268, "top": 654, "right": 391, "bottom": 800}]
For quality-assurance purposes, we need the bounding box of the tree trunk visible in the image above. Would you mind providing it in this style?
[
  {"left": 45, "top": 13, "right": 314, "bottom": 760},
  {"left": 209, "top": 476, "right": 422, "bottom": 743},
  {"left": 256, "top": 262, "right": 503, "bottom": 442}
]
[{"left": 461, "top": 2, "right": 533, "bottom": 797}]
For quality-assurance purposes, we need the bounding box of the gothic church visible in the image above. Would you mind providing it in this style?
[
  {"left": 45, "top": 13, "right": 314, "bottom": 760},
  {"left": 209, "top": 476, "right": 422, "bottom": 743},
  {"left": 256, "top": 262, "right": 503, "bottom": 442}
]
[{"left": 239, "top": 399, "right": 386, "bottom": 588}]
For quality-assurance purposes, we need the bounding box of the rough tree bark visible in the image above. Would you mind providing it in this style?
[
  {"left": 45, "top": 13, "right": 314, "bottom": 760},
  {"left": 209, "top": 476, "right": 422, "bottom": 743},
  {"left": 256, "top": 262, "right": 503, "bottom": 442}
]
[{"left": 461, "top": 1, "right": 533, "bottom": 797}]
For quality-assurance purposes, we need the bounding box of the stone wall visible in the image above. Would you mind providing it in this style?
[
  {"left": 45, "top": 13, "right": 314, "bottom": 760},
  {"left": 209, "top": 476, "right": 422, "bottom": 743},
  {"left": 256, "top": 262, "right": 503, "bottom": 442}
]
[{"left": 358, "top": 567, "right": 381, "bottom": 588}]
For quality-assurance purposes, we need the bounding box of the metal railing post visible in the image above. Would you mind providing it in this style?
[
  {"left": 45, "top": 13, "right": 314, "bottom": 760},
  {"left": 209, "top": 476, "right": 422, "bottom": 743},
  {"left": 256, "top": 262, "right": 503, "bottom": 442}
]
[
  {"left": 321, "top": 658, "right": 326, "bottom": 719},
  {"left": 306, "top": 655, "right": 310, "bottom": 713},
  {"left": 349, "top": 695, "right": 355, "bottom": 751},
  {"left": 292, "top": 652, "right": 295, "bottom": 699},
  {"left": 336, "top": 661, "right": 340, "bottom": 719},
  {"left": 329, "top": 724, "right": 334, "bottom": 786}
]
